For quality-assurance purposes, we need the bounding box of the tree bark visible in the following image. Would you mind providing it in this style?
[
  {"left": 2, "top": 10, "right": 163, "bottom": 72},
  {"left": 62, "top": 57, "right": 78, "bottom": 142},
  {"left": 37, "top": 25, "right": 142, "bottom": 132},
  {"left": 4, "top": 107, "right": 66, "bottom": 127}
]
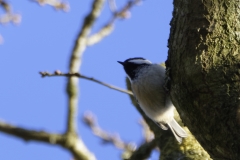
[{"left": 167, "top": 0, "right": 240, "bottom": 159}]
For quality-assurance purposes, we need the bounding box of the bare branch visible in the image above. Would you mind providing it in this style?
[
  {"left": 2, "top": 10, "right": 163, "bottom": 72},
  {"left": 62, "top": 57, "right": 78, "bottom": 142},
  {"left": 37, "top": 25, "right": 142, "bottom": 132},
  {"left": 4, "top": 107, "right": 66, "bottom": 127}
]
[
  {"left": 0, "top": 121, "right": 96, "bottom": 160},
  {"left": 83, "top": 112, "right": 158, "bottom": 160},
  {"left": 39, "top": 71, "right": 133, "bottom": 95},
  {"left": 139, "top": 119, "right": 154, "bottom": 142},
  {"left": 0, "top": 0, "right": 11, "bottom": 12},
  {"left": 83, "top": 111, "right": 136, "bottom": 151},
  {"left": 86, "top": 0, "right": 142, "bottom": 46},
  {"left": 0, "top": 121, "right": 64, "bottom": 144},
  {"left": 0, "top": 14, "right": 21, "bottom": 24},
  {"left": 123, "top": 120, "right": 158, "bottom": 160},
  {"left": 0, "top": 0, "right": 21, "bottom": 24},
  {"left": 0, "top": 0, "right": 21, "bottom": 43},
  {"left": 107, "top": 0, "right": 117, "bottom": 13},
  {"left": 31, "top": 0, "right": 70, "bottom": 12},
  {"left": 63, "top": 0, "right": 106, "bottom": 159},
  {"left": 128, "top": 139, "right": 158, "bottom": 160},
  {"left": 66, "top": 0, "right": 105, "bottom": 136},
  {"left": 86, "top": 24, "right": 113, "bottom": 46}
]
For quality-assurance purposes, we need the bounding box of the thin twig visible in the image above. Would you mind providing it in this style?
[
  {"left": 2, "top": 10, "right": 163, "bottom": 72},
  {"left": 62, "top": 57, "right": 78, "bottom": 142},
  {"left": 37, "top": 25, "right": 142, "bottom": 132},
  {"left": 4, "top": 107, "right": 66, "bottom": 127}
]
[
  {"left": 139, "top": 119, "right": 154, "bottom": 142},
  {"left": 86, "top": 0, "right": 142, "bottom": 46},
  {"left": 128, "top": 139, "right": 158, "bottom": 160},
  {"left": 83, "top": 112, "right": 158, "bottom": 160},
  {"left": 86, "top": 24, "right": 113, "bottom": 46},
  {"left": 0, "top": 0, "right": 21, "bottom": 24},
  {"left": 30, "top": 0, "right": 69, "bottom": 11},
  {"left": 0, "top": 0, "right": 20, "bottom": 43},
  {"left": 83, "top": 111, "right": 136, "bottom": 151},
  {"left": 0, "top": 0, "right": 11, "bottom": 12},
  {"left": 39, "top": 71, "right": 133, "bottom": 95},
  {"left": 107, "top": 0, "right": 117, "bottom": 13}
]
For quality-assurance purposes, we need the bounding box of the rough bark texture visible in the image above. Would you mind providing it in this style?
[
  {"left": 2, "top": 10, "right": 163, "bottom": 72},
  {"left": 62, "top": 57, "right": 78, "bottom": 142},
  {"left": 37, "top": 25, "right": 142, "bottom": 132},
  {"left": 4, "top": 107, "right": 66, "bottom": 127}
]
[{"left": 167, "top": 0, "right": 240, "bottom": 159}]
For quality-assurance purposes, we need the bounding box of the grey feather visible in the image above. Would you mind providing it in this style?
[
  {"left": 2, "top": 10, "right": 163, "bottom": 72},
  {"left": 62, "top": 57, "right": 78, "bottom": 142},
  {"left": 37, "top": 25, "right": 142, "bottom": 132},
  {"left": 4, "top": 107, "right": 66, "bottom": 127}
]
[
  {"left": 155, "top": 122, "right": 168, "bottom": 130},
  {"left": 167, "top": 119, "right": 188, "bottom": 143}
]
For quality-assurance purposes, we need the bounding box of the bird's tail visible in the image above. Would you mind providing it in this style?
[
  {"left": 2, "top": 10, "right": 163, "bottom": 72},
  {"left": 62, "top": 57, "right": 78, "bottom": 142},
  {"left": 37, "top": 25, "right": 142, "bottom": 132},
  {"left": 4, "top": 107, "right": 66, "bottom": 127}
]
[{"left": 167, "top": 118, "right": 188, "bottom": 143}]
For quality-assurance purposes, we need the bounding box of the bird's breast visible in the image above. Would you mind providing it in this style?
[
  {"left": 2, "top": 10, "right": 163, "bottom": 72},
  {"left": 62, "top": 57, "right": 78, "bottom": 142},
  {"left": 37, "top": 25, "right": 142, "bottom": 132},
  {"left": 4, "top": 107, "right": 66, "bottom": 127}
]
[{"left": 131, "top": 72, "right": 174, "bottom": 122}]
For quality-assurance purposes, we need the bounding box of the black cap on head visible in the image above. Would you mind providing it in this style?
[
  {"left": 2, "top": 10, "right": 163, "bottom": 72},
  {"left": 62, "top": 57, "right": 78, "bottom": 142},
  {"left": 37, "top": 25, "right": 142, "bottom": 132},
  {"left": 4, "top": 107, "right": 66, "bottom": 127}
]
[{"left": 118, "top": 57, "right": 151, "bottom": 80}]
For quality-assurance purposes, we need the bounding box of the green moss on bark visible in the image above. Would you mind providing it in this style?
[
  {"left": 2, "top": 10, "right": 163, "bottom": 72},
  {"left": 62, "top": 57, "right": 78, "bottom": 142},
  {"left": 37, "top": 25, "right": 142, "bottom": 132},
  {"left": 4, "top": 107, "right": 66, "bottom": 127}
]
[{"left": 167, "top": 0, "right": 240, "bottom": 159}]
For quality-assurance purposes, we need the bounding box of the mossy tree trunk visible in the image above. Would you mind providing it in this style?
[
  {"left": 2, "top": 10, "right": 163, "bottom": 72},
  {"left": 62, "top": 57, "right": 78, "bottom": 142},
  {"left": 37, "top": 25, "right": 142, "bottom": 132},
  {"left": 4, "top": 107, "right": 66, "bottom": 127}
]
[{"left": 167, "top": 0, "right": 240, "bottom": 159}]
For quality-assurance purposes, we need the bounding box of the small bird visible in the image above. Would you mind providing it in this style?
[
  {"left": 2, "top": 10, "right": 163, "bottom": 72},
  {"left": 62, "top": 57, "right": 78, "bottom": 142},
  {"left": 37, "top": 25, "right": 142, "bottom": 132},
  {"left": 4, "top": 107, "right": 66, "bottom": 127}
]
[{"left": 118, "top": 57, "right": 187, "bottom": 143}]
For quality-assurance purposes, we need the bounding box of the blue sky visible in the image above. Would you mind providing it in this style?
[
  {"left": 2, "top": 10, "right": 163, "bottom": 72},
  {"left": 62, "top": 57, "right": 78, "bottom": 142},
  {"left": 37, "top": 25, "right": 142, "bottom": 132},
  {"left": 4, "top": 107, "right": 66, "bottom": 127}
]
[{"left": 0, "top": 0, "right": 173, "bottom": 159}]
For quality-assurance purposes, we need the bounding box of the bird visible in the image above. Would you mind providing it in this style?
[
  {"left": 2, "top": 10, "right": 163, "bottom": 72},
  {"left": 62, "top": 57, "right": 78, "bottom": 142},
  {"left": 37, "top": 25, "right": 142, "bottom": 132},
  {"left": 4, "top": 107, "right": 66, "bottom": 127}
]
[{"left": 118, "top": 57, "right": 187, "bottom": 143}]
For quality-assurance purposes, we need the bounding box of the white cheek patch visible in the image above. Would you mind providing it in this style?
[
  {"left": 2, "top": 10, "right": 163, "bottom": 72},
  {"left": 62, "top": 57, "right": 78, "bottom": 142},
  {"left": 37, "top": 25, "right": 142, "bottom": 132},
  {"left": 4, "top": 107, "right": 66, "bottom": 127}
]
[
  {"left": 128, "top": 59, "right": 152, "bottom": 64},
  {"left": 127, "top": 75, "right": 132, "bottom": 83}
]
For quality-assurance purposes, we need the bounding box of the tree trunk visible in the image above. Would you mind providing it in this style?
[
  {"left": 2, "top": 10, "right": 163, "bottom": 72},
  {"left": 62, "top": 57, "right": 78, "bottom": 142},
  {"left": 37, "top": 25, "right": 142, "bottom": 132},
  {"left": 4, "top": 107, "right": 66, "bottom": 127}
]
[{"left": 167, "top": 0, "right": 240, "bottom": 159}]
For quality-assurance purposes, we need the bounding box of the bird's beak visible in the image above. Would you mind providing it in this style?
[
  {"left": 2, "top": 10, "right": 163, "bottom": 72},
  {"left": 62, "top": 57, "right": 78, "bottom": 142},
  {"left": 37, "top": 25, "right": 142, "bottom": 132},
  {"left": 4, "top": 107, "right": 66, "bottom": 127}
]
[{"left": 117, "top": 61, "right": 124, "bottom": 66}]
